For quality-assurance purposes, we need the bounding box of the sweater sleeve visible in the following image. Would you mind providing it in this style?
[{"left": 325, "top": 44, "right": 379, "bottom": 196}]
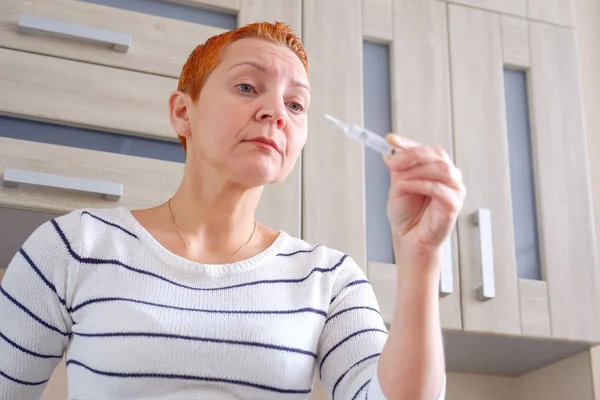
[
  {"left": 317, "top": 255, "right": 446, "bottom": 400},
  {"left": 0, "top": 213, "right": 78, "bottom": 400}
]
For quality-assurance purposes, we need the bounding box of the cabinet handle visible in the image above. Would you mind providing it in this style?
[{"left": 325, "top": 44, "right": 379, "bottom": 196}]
[
  {"left": 439, "top": 236, "right": 453, "bottom": 295},
  {"left": 473, "top": 208, "right": 495, "bottom": 300},
  {"left": 2, "top": 168, "right": 123, "bottom": 201},
  {"left": 17, "top": 14, "right": 131, "bottom": 53}
]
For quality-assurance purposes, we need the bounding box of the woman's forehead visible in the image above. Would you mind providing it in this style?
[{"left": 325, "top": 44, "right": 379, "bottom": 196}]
[{"left": 221, "top": 39, "right": 308, "bottom": 81}]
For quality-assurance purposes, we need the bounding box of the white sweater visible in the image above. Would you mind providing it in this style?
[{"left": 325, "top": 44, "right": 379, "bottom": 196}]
[{"left": 0, "top": 207, "right": 445, "bottom": 400}]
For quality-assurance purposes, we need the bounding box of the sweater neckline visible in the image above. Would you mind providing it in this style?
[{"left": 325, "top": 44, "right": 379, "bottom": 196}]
[{"left": 116, "top": 207, "right": 289, "bottom": 278}]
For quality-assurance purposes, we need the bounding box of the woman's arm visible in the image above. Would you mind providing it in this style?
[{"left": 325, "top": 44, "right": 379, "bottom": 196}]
[
  {"left": 0, "top": 215, "right": 77, "bottom": 399},
  {"left": 316, "top": 251, "right": 444, "bottom": 400},
  {"left": 376, "top": 246, "right": 445, "bottom": 400},
  {"left": 374, "top": 134, "right": 464, "bottom": 400}
]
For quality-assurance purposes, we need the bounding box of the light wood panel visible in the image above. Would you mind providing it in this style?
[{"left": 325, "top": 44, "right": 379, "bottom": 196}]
[
  {"left": 591, "top": 346, "right": 600, "bottom": 400},
  {"left": 574, "top": 0, "right": 600, "bottom": 348},
  {"left": 182, "top": 0, "right": 240, "bottom": 13},
  {"left": 518, "top": 351, "right": 594, "bottom": 400},
  {"left": 447, "top": 354, "right": 597, "bottom": 400},
  {"left": 0, "top": 48, "right": 176, "bottom": 141},
  {"left": 501, "top": 15, "right": 530, "bottom": 68},
  {"left": 448, "top": 4, "right": 521, "bottom": 335},
  {"left": 518, "top": 279, "right": 551, "bottom": 337},
  {"left": 446, "top": 373, "right": 518, "bottom": 400},
  {"left": 363, "top": 0, "right": 393, "bottom": 42},
  {"left": 308, "top": 372, "right": 328, "bottom": 400},
  {"left": 40, "top": 358, "right": 67, "bottom": 400},
  {"left": 369, "top": 261, "right": 461, "bottom": 330},
  {"left": 238, "top": 0, "right": 302, "bottom": 237},
  {"left": 0, "top": 138, "right": 183, "bottom": 213},
  {"left": 529, "top": 21, "right": 600, "bottom": 341},
  {"left": 446, "top": 0, "right": 526, "bottom": 17},
  {"left": 0, "top": 0, "right": 227, "bottom": 78},
  {"left": 528, "top": 0, "right": 574, "bottom": 27},
  {"left": 302, "top": 0, "right": 366, "bottom": 268},
  {"left": 390, "top": 0, "right": 460, "bottom": 330},
  {"left": 239, "top": 0, "right": 301, "bottom": 35}
]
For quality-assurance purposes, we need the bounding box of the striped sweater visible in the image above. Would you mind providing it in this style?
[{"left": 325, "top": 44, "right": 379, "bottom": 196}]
[{"left": 0, "top": 207, "right": 445, "bottom": 399}]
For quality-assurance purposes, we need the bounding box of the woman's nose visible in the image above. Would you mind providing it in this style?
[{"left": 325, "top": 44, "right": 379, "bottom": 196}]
[{"left": 256, "top": 102, "right": 287, "bottom": 130}]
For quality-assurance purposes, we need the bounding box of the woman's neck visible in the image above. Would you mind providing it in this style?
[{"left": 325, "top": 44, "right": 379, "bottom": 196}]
[{"left": 172, "top": 171, "right": 261, "bottom": 242}]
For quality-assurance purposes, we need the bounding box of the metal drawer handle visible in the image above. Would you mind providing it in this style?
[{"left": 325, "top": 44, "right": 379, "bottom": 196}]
[
  {"left": 439, "top": 236, "right": 454, "bottom": 296},
  {"left": 17, "top": 14, "right": 131, "bottom": 53},
  {"left": 2, "top": 168, "right": 123, "bottom": 201},
  {"left": 473, "top": 208, "right": 495, "bottom": 300}
]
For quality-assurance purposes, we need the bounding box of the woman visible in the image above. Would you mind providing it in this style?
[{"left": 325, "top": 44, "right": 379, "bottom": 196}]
[{"left": 0, "top": 21, "right": 464, "bottom": 399}]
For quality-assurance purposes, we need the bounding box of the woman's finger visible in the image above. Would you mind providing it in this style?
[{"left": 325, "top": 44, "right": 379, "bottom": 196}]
[
  {"left": 391, "top": 161, "right": 463, "bottom": 190},
  {"left": 392, "top": 179, "right": 462, "bottom": 211},
  {"left": 385, "top": 144, "right": 453, "bottom": 172},
  {"left": 385, "top": 134, "right": 420, "bottom": 150}
]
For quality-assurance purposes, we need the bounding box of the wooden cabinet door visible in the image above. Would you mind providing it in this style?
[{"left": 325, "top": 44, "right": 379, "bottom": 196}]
[
  {"left": 448, "top": 1, "right": 600, "bottom": 340},
  {"left": 1, "top": 2, "right": 303, "bottom": 399},
  {"left": 0, "top": 1, "right": 302, "bottom": 237},
  {"left": 528, "top": 20, "right": 600, "bottom": 342},
  {"left": 448, "top": 3, "right": 522, "bottom": 336},
  {"left": 0, "top": 0, "right": 230, "bottom": 78},
  {"left": 302, "top": 0, "right": 460, "bottom": 397},
  {"left": 302, "top": 0, "right": 461, "bottom": 334}
]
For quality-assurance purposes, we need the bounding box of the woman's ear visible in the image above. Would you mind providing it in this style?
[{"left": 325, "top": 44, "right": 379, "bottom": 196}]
[{"left": 168, "top": 91, "right": 192, "bottom": 138}]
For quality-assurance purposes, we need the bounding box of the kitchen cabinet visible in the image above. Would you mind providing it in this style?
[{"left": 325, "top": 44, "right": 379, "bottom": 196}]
[
  {"left": 3, "top": 0, "right": 600, "bottom": 398},
  {"left": 448, "top": 2, "right": 600, "bottom": 341},
  {"left": 302, "top": 0, "right": 462, "bottom": 332},
  {"left": 0, "top": 1, "right": 302, "bottom": 399}
]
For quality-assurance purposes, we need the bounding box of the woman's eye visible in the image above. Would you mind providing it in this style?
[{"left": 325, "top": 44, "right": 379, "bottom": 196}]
[
  {"left": 288, "top": 102, "right": 304, "bottom": 113},
  {"left": 236, "top": 84, "right": 255, "bottom": 94}
]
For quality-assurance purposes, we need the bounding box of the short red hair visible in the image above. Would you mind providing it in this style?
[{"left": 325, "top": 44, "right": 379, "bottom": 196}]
[{"left": 176, "top": 21, "right": 308, "bottom": 152}]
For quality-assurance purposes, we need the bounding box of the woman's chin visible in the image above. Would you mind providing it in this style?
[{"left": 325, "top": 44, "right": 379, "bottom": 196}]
[{"left": 233, "top": 162, "right": 285, "bottom": 188}]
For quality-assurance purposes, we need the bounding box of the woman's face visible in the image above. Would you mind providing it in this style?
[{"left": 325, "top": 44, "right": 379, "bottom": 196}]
[{"left": 180, "top": 37, "right": 310, "bottom": 188}]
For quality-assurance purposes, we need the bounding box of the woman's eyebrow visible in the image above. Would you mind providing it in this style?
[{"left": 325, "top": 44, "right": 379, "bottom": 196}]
[
  {"left": 228, "top": 61, "right": 310, "bottom": 91},
  {"left": 228, "top": 61, "right": 266, "bottom": 73},
  {"left": 294, "top": 81, "right": 310, "bottom": 92}
]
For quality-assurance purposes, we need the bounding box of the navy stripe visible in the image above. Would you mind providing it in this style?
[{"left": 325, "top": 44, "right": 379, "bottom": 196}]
[
  {"left": 319, "top": 329, "right": 387, "bottom": 376},
  {"left": 277, "top": 245, "right": 321, "bottom": 257},
  {"left": 72, "top": 331, "right": 317, "bottom": 358},
  {"left": 81, "top": 211, "right": 139, "bottom": 239},
  {"left": 325, "top": 306, "right": 381, "bottom": 324},
  {"left": 351, "top": 379, "right": 371, "bottom": 400},
  {"left": 0, "top": 368, "right": 49, "bottom": 386},
  {"left": 330, "top": 280, "right": 371, "bottom": 304},
  {"left": 70, "top": 296, "right": 327, "bottom": 317},
  {"left": 0, "top": 286, "right": 70, "bottom": 337},
  {"left": 19, "top": 249, "right": 67, "bottom": 307},
  {"left": 53, "top": 219, "right": 347, "bottom": 291},
  {"left": 332, "top": 353, "right": 380, "bottom": 400},
  {"left": 66, "top": 359, "right": 312, "bottom": 394},
  {"left": 0, "top": 331, "right": 63, "bottom": 359}
]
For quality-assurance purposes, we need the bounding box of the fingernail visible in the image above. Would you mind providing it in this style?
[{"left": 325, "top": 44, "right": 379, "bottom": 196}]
[{"left": 386, "top": 134, "right": 402, "bottom": 147}]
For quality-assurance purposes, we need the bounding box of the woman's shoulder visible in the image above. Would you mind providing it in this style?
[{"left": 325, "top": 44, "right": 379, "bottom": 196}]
[
  {"left": 276, "top": 233, "right": 343, "bottom": 259},
  {"left": 50, "top": 206, "right": 130, "bottom": 233},
  {"left": 26, "top": 206, "right": 133, "bottom": 250},
  {"left": 276, "top": 233, "right": 365, "bottom": 276},
  {"left": 10, "top": 207, "right": 129, "bottom": 275}
]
